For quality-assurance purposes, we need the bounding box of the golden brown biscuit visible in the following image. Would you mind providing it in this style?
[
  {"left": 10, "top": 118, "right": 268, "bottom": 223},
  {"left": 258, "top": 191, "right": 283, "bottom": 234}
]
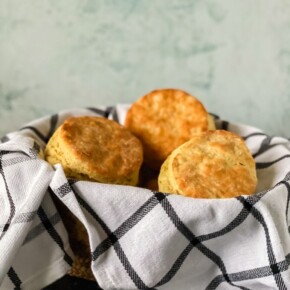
[
  {"left": 125, "top": 89, "right": 214, "bottom": 170},
  {"left": 45, "top": 116, "right": 143, "bottom": 186},
  {"left": 158, "top": 130, "right": 257, "bottom": 198}
]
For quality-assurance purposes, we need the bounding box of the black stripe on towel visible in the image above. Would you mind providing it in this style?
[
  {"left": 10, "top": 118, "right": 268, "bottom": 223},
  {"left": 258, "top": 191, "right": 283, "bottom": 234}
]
[
  {"left": 74, "top": 189, "right": 157, "bottom": 290},
  {"left": 19, "top": 126, "right": 47, "bottom": 143},
  {"left": 256, "top": 155, "right": 290, "bottom": 169},
  {"left": 92, "top": 194, "right": 161, "bottom": 261},
  {"left": 37, "top": 206, "right": 73, "bottom": 266},
  {"left": 237, "top": 196, "right": 287, "bottom": 289},
  {"left": 155, "top": 193, "right": 247, "bottom": 289},
  {"left": 207, "top": 253, "right": 290, "bottom": 289},
  {"left": 46, "top": 114, "right": 59, "bottom": 141},
  {"left": 0, "top": 153, "right": 16, "bottom": 240},
  {"left": 7, "top": 267, "right": 22, "bottom": 290}
]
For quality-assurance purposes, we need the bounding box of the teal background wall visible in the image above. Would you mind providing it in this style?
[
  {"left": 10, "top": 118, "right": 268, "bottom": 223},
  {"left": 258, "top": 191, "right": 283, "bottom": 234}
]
[{"left": 0, "top": 1, "right": 289, "bottom": 137}]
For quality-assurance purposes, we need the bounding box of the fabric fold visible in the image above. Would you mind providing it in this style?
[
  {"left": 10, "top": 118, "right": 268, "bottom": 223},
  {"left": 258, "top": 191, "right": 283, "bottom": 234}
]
[{"left": 0, "top": 106, "right": 290, "bottom": 289}]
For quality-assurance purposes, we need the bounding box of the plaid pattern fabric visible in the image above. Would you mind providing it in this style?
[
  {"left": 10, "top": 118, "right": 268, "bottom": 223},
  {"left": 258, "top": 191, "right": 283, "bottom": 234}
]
[{"left": 0, "top": 106, "right": 290, "bottom": 289}]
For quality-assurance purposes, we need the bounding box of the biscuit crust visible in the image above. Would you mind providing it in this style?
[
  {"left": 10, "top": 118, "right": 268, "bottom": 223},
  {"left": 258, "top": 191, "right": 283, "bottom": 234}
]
[
  {"left": 45, "top": 116, "right": 143, "bottom": 186},
  {"left": 158, "top": 130, "right": 257, "bottom": 198},
  {"left": 125, "top": 89, "right": 210, "bottom": 170}
]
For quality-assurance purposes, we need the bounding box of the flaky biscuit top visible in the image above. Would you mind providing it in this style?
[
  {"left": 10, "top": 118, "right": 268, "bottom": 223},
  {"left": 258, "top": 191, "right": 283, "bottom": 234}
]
[
  {"left": 159, "top": 130, "right": 257, "bottom": 198},
  {"left": 125, "top": 89, "right": 210, "bottom": 169},
  {"left": 45, "top": 116, "right": 143, "bottom": 185}
]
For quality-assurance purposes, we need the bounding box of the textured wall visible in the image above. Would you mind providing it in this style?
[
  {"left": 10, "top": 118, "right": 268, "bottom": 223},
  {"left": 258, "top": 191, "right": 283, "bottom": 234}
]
[{"left": 0, "top": 0, "right": 289, "bottom": 137}]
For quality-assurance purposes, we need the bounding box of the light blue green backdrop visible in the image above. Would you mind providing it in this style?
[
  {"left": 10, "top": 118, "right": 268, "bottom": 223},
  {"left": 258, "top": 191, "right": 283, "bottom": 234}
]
[{"left": 0, "top": 1, "right": 289, "bottom": 137}]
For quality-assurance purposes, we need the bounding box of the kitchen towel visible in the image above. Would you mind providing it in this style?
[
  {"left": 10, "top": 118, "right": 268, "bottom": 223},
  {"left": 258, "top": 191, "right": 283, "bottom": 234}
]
[{"left": 0, "top": 105, "right": 290, "bottom": 289}]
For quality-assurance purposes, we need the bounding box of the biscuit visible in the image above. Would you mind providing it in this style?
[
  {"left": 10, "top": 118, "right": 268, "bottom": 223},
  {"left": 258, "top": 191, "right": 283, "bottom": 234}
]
[
  {"left": 125, "top": 89, "right": 214, "bottom": 170},
  {"left": 158, "top": 130, "right": 257, "bottom": 198},
  {"left": 45, "top": 116, "right": 143, "bottom": 186}
]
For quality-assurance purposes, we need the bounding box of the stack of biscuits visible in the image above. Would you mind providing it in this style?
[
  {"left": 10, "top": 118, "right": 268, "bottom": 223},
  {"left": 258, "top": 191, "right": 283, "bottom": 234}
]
[
  {"left": 124, "top": 88, "right": 257, "bottom": 198},
  {"left": 44, "top": 88, "right": 257, "bottom": 280}
]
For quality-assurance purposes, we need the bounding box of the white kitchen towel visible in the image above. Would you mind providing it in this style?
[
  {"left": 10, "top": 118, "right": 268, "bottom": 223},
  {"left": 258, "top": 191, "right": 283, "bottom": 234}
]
[{"left": 0, "top": 105, "right": 290, "bottom": 290}]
